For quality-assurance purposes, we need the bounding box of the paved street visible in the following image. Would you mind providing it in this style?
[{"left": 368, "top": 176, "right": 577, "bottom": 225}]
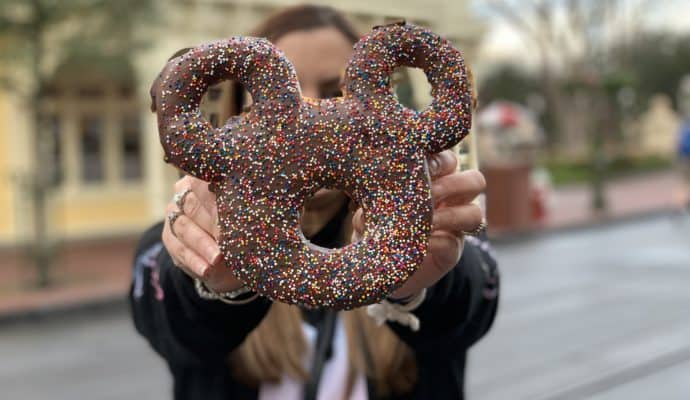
[
  {"left": 0, "top": 308, "right": 171, "bottom": 400},
  {"left": 2, "top": 215, "right": 689, "bottom": 399},
  {"left": 467, "top": 214, "right": 690, "bottom": 400}
]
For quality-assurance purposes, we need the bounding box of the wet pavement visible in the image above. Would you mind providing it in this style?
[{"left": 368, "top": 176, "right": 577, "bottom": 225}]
[
  {"left": 0, "top": 307, "right": 170, "bottom": 400},
  {"left": 2, "top": 215, "right": 689, "bottom": 399},
  {"left": 467, "top": 214, "right": 690, "bottom": 399}
]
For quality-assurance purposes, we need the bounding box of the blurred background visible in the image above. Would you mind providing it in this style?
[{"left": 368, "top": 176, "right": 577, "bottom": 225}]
[{"left": 0, "top": 0, "right": 689, "bottom": 399}]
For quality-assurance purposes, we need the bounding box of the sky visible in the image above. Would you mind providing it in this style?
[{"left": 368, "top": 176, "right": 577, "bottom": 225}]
[{"left": 473, "top": 0, "right": 690, "bottom": 73}]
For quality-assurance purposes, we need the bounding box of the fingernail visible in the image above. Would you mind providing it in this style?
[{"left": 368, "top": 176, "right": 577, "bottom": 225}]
[
  {"left": 428, "top": 157, "right": 440, "bottom": 176},
  {"left": 199, "top": 265, "right": 211, "bottom": 280},
  {"left": 195, "top": 261, "right": 210, "bottom": 277},
  {"left": 206, "top": 246, "right": 221, "bottom": 264}
]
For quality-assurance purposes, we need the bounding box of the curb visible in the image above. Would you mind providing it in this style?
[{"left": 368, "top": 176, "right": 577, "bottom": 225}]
[
  {"left": 0, "top": 209, "right": 681, "bottom": 324},
  {"left": 489, "top": 208, "right": 676, "bottom": 245},
  {"left": 0, "top": 293, "right": 127, "bottom": 326}
]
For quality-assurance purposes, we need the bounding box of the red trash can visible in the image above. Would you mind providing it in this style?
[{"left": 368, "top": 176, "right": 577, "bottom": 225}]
[{"left": 483, "top": 163, "right": 532, "bottom": 232}]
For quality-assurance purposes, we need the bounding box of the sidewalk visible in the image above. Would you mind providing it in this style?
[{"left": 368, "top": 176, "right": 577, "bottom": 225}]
[
  {"left": 0, "top": 236, "right": 137, "bottom": 321},
  {"left": 0, "top": 169, "right": 684, "bottom": 321},
  {"left": 544, "top": 170, "right": 682, "bottom": 229}
]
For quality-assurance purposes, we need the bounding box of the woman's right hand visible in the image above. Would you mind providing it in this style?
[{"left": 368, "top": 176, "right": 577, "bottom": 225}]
[{"left": 162, "top": 175, "right": 244, "bottom": 292}]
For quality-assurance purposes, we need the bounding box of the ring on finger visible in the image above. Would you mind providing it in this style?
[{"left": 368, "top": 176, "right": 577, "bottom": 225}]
[
  {"left": 173, "top": 188, "right": 192, "bottom": 213},
  {"left": 168, "top": 210, "right": 183, "bottom": 238},
  {"left": 461, "top": 220, "right": 487, "bottom": 237}
]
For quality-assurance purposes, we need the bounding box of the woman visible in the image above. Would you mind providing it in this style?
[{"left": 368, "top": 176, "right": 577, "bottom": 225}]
[{"left": 130, "top": 5, "right": 499, "bottom": 400}]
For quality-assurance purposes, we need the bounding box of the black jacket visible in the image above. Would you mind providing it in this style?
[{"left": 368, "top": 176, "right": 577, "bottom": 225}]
[{"left": 129, "top": 217, "right": 499, "bottom": 400}]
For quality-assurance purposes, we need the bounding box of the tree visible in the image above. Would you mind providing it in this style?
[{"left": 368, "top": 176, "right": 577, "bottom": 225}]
[
  {"left": 485, "top": 0, "right": 651, "bottom": 211},
  {"left": 618, "top": 32, "right": 690, "bottom": 112},
  {"left": 0, "top": 0, "right": 154, "bottom": 287},
  {"left": 478, "top": 64, "right": 541, "bottom": 107}
]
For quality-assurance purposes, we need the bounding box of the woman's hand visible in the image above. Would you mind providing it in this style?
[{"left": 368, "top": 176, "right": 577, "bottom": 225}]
[
  {"left": 352, "top": 150, "right": 486, "bottom": 300},
  {"left": 162, "top": 176, "right": 244, "bottom": 292},
  {"left": 164, "top": 150, "right": 485, "bottom": 299}
]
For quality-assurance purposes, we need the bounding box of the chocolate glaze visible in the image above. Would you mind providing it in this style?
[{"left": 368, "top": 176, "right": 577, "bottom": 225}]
[{"left": 151, "top": 23, "right": 472, "bottom": 309}]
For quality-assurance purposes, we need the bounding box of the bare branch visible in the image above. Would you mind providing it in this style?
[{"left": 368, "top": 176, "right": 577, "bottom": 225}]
[
  {"left": 534, "top": 0, "right": 560, "bottom": 49},
  {"left": 486, "top": 0, "right": 542, "bottom": 43}
]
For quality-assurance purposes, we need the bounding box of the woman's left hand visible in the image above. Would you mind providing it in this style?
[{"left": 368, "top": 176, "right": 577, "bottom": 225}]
[{"left": 352, "top": 150, "right": 486, "bottom": 300}]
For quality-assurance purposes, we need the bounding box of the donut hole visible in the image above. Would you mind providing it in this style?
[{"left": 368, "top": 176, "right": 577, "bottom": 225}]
[
  {"left": 299, "top": 188, "right": 354, "bottom": 249},
  {"left": 199, "top": 80, "right": 250, "bottom": 128},
  {"left": 392, "top": 67, "right": 432, "bottom": 112}
]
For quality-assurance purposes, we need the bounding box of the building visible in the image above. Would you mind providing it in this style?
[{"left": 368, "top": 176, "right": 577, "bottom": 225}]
[{"left": 0, "top": 0, "right": 484, "bottom": 247}]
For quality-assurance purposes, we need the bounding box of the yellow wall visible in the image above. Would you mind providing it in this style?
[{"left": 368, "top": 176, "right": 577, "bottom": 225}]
[
  {"left": 0, "top": 1, "right": 483, "bottom": 247},
  {"left": 0, "top": 87, "right": 160, "bottom": 244},
  {"left": 50, "top": 187, "right": 152, "bottom": 238}
]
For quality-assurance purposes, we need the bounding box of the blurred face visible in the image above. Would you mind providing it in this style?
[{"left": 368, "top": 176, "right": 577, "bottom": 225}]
[
  {"left": 274, "top": 27, "right": 354, "bottom": 236},
  {"left": 274, "top": 27, "right": 353, "bottom": 99}
]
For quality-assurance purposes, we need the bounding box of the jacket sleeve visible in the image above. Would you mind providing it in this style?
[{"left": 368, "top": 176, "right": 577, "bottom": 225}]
[
  {"left": 129, "top": 222, "right": 272, "bottom": 368},
  {"left": 387, "top": 235, "right": 500, "bottom": 361}
]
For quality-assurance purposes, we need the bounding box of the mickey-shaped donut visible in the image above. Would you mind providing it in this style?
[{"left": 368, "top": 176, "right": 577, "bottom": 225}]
[{"left": 151, "top": 22, "right": 472, "bottom": 309}]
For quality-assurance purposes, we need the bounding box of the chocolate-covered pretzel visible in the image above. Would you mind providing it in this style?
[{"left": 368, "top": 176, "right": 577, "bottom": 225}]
[{"left": 151, "top": 23, "right": 472, "bottom": 309}]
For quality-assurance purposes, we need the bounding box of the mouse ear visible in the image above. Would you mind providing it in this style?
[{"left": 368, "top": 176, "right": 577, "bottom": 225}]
[
  {"left": 152, "top": 37, "right": 301, "bottom": 182},
  {"left": 343, "top": 23, "right": 472, "bottom": 153}
]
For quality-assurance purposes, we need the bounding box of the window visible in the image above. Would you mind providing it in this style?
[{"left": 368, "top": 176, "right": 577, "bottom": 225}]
[
  {"left": 48, "top": 115, "right": 63, "bottom": 185},
  {"left": 122, "top": 116, "right": 142, "bottom": 180},
  {"left": 46, "top": 55, "right": 144, "bottom": 189},
  {"left": 80, "top": 116, "right": 104, "bottom": 182}
]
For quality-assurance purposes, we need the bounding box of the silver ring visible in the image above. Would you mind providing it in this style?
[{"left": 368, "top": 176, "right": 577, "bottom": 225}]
[
  {"left": 167, "top": 210, "right": 183, "bottom": 238},
  {"left": 462, "top": 220, "right": 487, "bottom": 237},
  {"left": 173, "top": 188, "right": 192, "bottom": 213}
]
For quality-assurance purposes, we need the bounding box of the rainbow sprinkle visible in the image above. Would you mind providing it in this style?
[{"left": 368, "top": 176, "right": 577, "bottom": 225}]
[{"left": 151, "top": 22, "right": 472, "bottom": 310}]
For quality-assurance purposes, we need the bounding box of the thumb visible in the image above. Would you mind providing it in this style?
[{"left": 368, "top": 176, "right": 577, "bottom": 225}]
[{"left": 352, "top": 208, "right": 365, "bottom": 237}]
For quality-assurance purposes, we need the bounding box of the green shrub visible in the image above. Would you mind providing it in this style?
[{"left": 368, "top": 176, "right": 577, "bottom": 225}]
[{"left": 544, "top": 155, "right": 673, "bottom": 186}]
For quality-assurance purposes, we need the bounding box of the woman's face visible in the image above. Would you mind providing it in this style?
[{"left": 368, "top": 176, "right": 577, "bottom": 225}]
[
  {"left": 273, "top": 27, "right": 355, "bottom": 236},
  {"left": 274, "top": 26, "right": 353, "bottom": 99}
]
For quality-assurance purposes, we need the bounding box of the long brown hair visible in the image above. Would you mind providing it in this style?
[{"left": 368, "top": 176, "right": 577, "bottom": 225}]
[
  {"left": 250, "top": 4, "right": 359, "bottom": 43},
  {"left": 228, "top": 4, "right": 417, "bottom": 397}
]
